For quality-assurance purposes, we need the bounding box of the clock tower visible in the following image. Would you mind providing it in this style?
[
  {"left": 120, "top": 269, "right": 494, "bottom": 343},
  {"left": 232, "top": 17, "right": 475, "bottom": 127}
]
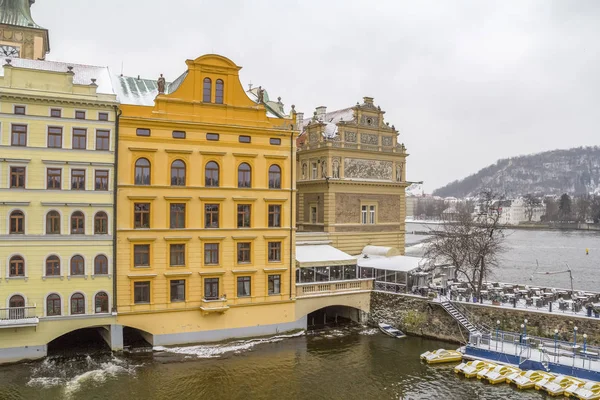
[{"left": 0, "top": 0, "right": 49, "bottom": 59}]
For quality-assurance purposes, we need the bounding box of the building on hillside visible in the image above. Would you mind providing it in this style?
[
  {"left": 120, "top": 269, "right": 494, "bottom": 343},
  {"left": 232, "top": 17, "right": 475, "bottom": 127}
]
[
  {"left": 295, "top": 98, "right": 409, "bottom": 254},
  {"left": 0, "top": 58, "right": 119, "bottom": 363},
  {"left": 113, "top": 54, "right": 301, "bottom": 346},
  {"left": 0, "top": 0, "right": 49, "bottom": 60}
]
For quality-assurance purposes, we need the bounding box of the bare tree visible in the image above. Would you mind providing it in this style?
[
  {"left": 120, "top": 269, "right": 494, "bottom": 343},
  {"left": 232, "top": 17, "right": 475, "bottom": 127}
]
[
  {"left": 523, "top": 193, "right": 541, "bottom": 222},
  {"left": 423, "top": 191, "right": 506, "bottom": 300}
]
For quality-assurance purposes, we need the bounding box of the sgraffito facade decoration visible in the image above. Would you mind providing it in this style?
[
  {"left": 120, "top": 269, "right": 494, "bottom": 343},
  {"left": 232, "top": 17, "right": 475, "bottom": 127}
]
[
  {"left": 360, "top": 115, "right": 379, "bottom": 126},
  {"left": 309, "top": 131, "right": 319, "bottom": 143},
  {"left": 360, "top": 133, "right": 379, "bottom": 145},
  {"left": 344, "top": 158, "right": 393, "bottom": 181},
  {"left": 382, "top": 136, "right": 394, "bottom": 147},
  {"left": 345, "top": 131, "right": 357, "bottom": 143}
]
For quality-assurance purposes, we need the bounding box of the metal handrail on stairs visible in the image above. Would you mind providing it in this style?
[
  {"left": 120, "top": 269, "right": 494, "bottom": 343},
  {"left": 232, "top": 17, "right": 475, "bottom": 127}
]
[{"left": 437, "top": 296, "right": 490, "bottom": 335}]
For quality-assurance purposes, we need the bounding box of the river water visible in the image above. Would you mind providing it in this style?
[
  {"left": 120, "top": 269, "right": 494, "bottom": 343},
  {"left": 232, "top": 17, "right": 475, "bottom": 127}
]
[
  {"left": 0, "top": 327, "right": 549, "bottom": 400},
  {"left": 406, "top": 222, "right": 600, "bottom": 291}
]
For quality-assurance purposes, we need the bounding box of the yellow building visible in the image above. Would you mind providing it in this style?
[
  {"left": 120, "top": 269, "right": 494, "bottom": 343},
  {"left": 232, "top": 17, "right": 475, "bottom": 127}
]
[
  {"left": 114, "top": 54, "right": 302, "bottom": 346},
  {"left": 0, "top": 58, "right": 120, "bottom": 363}
]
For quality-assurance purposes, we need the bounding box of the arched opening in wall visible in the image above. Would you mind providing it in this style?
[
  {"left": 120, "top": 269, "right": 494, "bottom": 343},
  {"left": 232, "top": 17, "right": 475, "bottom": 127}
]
[
  {"left": 307, "top": 305, "right": 362, "bottom": 330},
  {"left": 47, "top": 327, "right": 111, "bottom": 357},
  {"left": 123, "top": 327, "right": 153, "bottom": 354}
]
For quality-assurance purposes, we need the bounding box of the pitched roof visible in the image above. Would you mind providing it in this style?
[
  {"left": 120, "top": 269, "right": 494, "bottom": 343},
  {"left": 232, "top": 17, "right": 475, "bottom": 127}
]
[
  {"left": 302, "top": 107, "right": 355, "bottom": 138},
  {"left": 0, "top": 58, "right": 114, "bottom": 95},
  {"left": 0, "top": 0, "right": 44, "bottom": 29}
]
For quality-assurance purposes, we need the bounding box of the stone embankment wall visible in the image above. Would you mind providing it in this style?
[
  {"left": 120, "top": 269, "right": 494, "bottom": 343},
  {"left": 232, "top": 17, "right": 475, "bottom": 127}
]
[{"left": 369, "top": 292, "right": 600, "bottom": 345}]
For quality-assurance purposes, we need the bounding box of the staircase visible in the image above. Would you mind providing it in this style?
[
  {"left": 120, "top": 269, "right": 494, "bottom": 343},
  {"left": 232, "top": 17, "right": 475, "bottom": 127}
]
[{"left": 440, "top": 300, "right": 481, "bottom": 335}]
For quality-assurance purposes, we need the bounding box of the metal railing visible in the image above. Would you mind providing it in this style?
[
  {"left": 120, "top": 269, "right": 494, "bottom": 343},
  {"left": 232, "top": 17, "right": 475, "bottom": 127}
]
[
  {"left": 0, "top": 306, "right": 37, "bottom": 321},
  {"left": 374, "top": 281, "right": 407, "bottom": 293},
  {"left": 296, "top": 278, "right": 373, "bottom": 297}
]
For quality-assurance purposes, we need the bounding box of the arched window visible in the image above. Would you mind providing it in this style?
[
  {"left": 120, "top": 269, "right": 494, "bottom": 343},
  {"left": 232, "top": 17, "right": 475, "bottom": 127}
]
[
  {"left": 203, "top": 78, "right": 212, "bottom": 102},
  {"left": 70, "top": 293, "right": 85, "bottom": 315},
  {"left": 95, "top": 292, "right": 109, "bottom": 313},
  {"left": 46, "top": 255, "right": 60, "bottom": 276},
  {"left": 46, "top": 294, "right": 61, "bottom": 316},
  {"left": 71, "top": 211, "right": 85, "bottom": 234},
  {"left": 70, "top": 255, "right": 85, "bottom": 276},
  {"left": 94, "top": 255, "right": 108, "bottom": 275},
  {"left": 134, "top": 158, "right": 151, "bottom": 185},
  {"left": 9, "top": 295, "right": 25, "bottom": 319},
  {"left": 94, "top": 212, "right": 108, "bottom": 234},
  {"left": 205, "top": 161, "right": 219, "bottom": 187},
  {"left": 46, "top": 211, "right": 61, "bottom": 234},
  {"left": 9, "top": 210, "right": 24, "bottom": 234},
  {"left": 171, "top": 160, "right": 186, "bottom": 186},
  {"left": 215, "top": 79, "right": 224, "bottom": 104},
  {"left": 238, "top": 163, "right": 251, "bottom": 188},
  {"left": 268, "top": 165, "right": 281, "bottom": 189},
  {"left": 9, "top": 256, "right": 24, "bottom": 277}
]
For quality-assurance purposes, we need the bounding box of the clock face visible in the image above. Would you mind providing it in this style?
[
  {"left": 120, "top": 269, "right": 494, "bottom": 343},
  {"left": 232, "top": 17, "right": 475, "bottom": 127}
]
[{"left": 0, "top": 45, "right": 20, "bottom": 57}]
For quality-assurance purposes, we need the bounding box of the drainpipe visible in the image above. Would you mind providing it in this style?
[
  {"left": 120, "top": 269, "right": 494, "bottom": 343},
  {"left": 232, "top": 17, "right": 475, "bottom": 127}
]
[
  {"left": 289, "top": 125, "right": 294, "bottom": 300},
  {"left": 112, "top": 105, "right": 121, "bottom": 313}
]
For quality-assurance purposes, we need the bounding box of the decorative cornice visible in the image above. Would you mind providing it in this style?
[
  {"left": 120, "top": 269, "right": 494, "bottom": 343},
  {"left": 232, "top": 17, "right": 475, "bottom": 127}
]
[
  {"left": 128, "top": 147, "right": 158, "bottom": 153},
  {"left": 165, "top": 149, "right": 193, "bottom": 154},
  {"left": 232, "top": 153, "right": 258, "bottom": 158}
]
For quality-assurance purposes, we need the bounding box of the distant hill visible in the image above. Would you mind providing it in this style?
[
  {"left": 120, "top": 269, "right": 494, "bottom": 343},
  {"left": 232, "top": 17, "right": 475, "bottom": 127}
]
[{"left": 433, "top": 146, "right": 600, "bottom": 198}]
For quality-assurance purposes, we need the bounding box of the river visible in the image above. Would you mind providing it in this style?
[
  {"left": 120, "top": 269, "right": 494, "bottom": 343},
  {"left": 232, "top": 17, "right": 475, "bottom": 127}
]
[
  {"left": 406, "top": 222, "right": 600, "bottom": 291},
  {"left": 0, "top": 327, "right": 550, "bottom": 400}
]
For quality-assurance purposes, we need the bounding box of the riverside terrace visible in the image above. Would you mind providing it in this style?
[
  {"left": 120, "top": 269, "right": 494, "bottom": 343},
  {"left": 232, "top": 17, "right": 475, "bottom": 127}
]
[{"left": 444, "top": 281, "right": 600, "bottom": 320}]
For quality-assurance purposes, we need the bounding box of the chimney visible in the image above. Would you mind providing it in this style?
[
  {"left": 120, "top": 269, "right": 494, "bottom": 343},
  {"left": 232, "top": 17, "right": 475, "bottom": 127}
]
[
  {"left": 363, "top": 96, "right": 374, "bottom": 105},
  {"left": 296, "top": 112, "right": 304, "bottom": 128},
  {"left": 315, "top": 106, "right": 327, "bottom": 120}
]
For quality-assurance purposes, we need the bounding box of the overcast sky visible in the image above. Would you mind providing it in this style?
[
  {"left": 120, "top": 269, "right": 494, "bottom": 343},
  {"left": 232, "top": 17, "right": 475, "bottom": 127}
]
[{"left": 33, "top": 0, "right": 600, "bottom": 191}]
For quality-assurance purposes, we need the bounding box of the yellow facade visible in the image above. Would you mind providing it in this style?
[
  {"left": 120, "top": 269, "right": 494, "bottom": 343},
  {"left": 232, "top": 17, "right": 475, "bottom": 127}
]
[
  {"left": 0, "top": 60, "right": 118, "bottom": 362},
  {"left": 115, "top": 54, "right": 301, "bottom": 345}
]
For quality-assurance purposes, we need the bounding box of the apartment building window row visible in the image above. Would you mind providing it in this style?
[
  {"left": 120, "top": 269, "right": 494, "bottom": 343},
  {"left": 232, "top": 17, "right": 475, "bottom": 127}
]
[
  {"left": 133, "top": 158, "right": 282, "bottom": 189},
  {"left": 44, "top": 210, "right": 109, "bottom": 235},
  {"left": 43, "top": 254, "right": 109, "bottom": 277},
  {"left": 42, "top": 291, "right": 109, "bottom": 317},
  {"left": 9, "top": 167, "right": 108, "bottom": 191}
]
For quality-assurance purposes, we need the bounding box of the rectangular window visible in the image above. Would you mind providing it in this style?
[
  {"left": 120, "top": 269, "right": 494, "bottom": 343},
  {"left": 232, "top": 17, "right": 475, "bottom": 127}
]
[
  {"left": 71, "top": 169, "right": 86, "bottom": 190},
  {"left": 369, "top": 205, "right": 376, "bottom": 224},
  {"left": 95, "top": 170, "right": 109, "bottom": 191},
  {"left": 136, "top": 128, "right": 151, "bottom": 137},
  {"left": 133, "top": 244, "right": 150, "bottom": 267},
  {"left": 237, "top": 276, "right": 251, "bottom": 297},
  {"left": 204, "top": 204, "right": 219, "bottom": 228},
  {"left": 170, "top": 244, "right": 185, "bottom": 267},
  {"left": 268, "top": 242, "right": 282, "bottom": 262},
  {"left": 268, "top": 205, "right": 281, "bottom": 227},
  {"left": 98, "top": 112, "right": 109, "bottom": 121},
  {"left": 311, "top": 163, "right": 317, "bottom": 179},
  {"left": 10, "top": 166, "right": 26, "bottom": 188},
  {"left": 204, "top": 278, "right": 219, "bottom": 300},
  {"left": 14, "top": 105, "right": 25, "bottom": 115},
  {"left": 361, "top": 205, "right": 367, "bottom": 224},
  {"left": 72, "top": 128, "right": 87, "bottom": 149},
  {"left": 310, "top": 205, "right": 317, "bottom": 224},
  {"left": 75, "top": 110, "right": 86, "bottom": 119},
  {"left": 134, "top": 203, "right": 150, "bottom": 228},
  {"left": 361, "top": 205, "right": 376, "bottom": 224},
  {"left": 50, "top": 108, "right": 61, "bottom": 118},
  {"left": 204, "top": 243, "right": 219, "bottom": 265},
  {"left": 237, "top": 242, "right": 251, "bottom": 264},
  {"left": 134, "top": 281, "right": 150, "bottom": 303},
  {"left": 96, "top": 130, "right": 110, "bottom": 150},
  {"left": 239, "top": 135, "right": 251, "bottom": 143},
  {"left": 268, "top": 275, "right": 281, "bottom": 295},
  {"left": 11, "top": 124, "right": 27, "bottom": 146},
  {"left": 172, "top": 130, "right": 186, "bottom": 139},
  {"left": 170, "top": 203, "right": 186, "bottom": 229},
  {"left": 206, "top": 133, "right": 219, "bottom": 141},
  {"left": 170, "top": 279, "right": 186, "bottom": 302},
  {"left": 270, "top": 138, "right": 281, "bottom": 146},
  {"left": 237, "top": 204, "right": 251, "bottom": 228},
  {"left": 47, "top": 168, "right": 62, "bottom": 189},
  {"left": 48, "top": 127, "right": 63, "bottom": 148}
]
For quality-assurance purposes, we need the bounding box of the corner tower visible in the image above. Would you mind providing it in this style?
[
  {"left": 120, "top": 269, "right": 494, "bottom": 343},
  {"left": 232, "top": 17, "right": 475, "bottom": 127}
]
[{"left": 0, "top": 0, "right": 49, "bottom": 59}]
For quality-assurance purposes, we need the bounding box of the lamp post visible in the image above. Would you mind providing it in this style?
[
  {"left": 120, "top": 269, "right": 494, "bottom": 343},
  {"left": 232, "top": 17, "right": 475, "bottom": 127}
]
[
  {"left": 496, "top": 320, "right": 500, "bottom": 351},
  {"left": 554, "top": 329, "right": 559, "bottom": 363},
  {"left": 574, "top": 326, "right": 578, "bottom": 358},
  {"left": 583, "top": 333, "right": 588, "bottom": 369},
  {"left": 521, "top": 323, "right": 525, "bottom": 346},
  {"left": 524, "top": 319, "right": 528, "bottom": 338}
]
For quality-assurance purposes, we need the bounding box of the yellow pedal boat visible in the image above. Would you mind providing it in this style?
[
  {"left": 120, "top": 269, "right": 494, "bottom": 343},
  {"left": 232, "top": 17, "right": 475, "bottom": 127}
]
[
  {"left": 420, "top": 349, "right": 463, "bottom": 364},
  {"left": 542, "top": 376, "right": 584, "bottom": 397},
  {"left": 483, "top": 365, "right": 521, "bottom": 384},
  {"left": 574, "top": 382, "right": 600, "bottom": 400},
  {"left": 506, "top": 369, "right": 536, "bottom": 385},
  {"left": 513, "top": 370, "right": 554, "bottom": 390},
  {"left": 454, "top": 360, "right": 489, "bottom": 375},
  {"left": 536, "top": 374, "right": 565, "bottom": 391}
]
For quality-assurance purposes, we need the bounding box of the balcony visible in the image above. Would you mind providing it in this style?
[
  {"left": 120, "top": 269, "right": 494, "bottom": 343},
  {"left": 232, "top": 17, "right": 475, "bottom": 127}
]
[
  {"left": 0, "top": 306, "right": 39, "bottom": 328},
  {"left": 200, "top": 298, "right": 229, "bottom": 314},
  {"left": 296, "top": 278, "right": 373, "bottom": 298}
]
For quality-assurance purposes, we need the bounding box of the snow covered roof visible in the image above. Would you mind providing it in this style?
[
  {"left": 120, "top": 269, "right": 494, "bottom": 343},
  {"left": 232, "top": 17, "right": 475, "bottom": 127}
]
[
  {"left": 362, "top": 246, "right": 400, "bottom": 257},
  {"left": 302, "top": 107, "right": 354, "bottom": 138},
  {"left": 357, "top": 255, "right": 427, "bottom": 273},
  {"left": 1, "top": 58, "right": 114, "bottom": 95},
  {"left": 296, "top": 244, "right": 357, "bottom": 267}
]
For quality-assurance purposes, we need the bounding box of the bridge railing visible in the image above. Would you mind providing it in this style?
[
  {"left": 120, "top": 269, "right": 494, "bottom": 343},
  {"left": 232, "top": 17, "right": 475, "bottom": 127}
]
[
  {"left": 0, "top": 306, "right": 38, "bottom": 326},
  {"left": 296, "top": 278, "right": 373, "bottom": 298}
]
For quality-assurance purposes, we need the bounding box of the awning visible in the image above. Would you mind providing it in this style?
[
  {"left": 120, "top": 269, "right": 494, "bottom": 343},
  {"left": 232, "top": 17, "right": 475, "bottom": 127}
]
[
  {"left": 357, "top": 255, "right": 427, "bottom": 273},
  {"left": 295, "top": 245, "right": 356, "bottom": 268}
]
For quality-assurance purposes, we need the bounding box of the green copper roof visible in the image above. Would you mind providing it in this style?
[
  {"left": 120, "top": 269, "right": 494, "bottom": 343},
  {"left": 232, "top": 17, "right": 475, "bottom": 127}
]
[{"left": 0, "top": 0, "right": 44, "bottom": 29}]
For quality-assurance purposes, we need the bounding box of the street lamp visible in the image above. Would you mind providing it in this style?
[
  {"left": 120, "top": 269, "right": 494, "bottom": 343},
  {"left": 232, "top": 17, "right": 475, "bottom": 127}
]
[
  {"left": 554, "top": 329, "right": 559, "bottom": 363},
  {"left": 521, "top": 324, "right": 525, "bottom": 345},
  {"left": 524, "top": 319, "right": 528, "bottom": 338},
  {"left": 583, "top": 334, "right": 588, "bottom": 353},
  {"left": 574, "top": 326, "right": 578, "bottom": 358},
  {"left": 496, "top": 320, "right": 500, "bottom": 350}
]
